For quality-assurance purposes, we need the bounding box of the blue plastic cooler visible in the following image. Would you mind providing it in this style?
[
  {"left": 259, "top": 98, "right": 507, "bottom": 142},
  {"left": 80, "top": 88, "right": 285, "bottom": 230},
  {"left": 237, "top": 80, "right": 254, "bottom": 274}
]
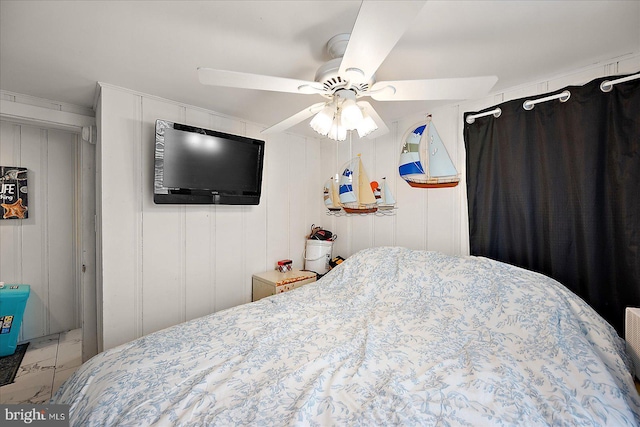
[{"left": 0, "top": 284, "right": 30, "bottom": 357}]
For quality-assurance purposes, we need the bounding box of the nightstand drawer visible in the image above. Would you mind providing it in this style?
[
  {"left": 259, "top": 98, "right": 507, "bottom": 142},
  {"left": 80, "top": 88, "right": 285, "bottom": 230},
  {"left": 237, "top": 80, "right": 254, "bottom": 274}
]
[{"left": 252, "top": 270, "right": 316, "bottom": 301}]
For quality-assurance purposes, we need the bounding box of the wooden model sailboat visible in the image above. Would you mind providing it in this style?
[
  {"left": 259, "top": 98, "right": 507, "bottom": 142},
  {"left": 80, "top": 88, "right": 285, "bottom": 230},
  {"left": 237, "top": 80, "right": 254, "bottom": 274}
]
[
  {"left": 372, "top": 178, "right": 396, "bottom": 210},
  {"left": 338, "top": 155, "right": 378, "bottom": 214},
  {"left": 323, "top": 177, "right": 342, "bottom": 212},
  {"left": 398, "top": 115, "right": 460, "bottom": 188}
]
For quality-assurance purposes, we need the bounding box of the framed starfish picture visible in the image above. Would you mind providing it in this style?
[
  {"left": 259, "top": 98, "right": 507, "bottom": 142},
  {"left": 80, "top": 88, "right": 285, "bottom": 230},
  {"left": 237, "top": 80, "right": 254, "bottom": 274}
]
[{"left": 0, "top": 166, "right": 28, "bottom": 220}]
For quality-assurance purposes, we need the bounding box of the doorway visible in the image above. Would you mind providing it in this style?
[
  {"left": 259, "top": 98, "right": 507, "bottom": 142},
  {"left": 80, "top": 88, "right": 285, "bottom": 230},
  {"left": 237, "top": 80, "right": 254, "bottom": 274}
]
[{"left": 0, "top": 119, "right": 97, "bottom": 361}]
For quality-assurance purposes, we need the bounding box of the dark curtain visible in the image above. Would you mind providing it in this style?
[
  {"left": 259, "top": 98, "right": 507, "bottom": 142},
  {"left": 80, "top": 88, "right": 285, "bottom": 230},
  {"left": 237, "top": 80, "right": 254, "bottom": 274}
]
[{"left": 464, "top": 74, "right": 640, "bottom": 335}]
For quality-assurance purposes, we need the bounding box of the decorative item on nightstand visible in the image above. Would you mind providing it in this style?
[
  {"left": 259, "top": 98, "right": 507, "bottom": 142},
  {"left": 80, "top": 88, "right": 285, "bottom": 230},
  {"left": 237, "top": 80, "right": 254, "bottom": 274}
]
[
  {"left": 625, "top": 307, "right": 640, "bottom": 379},
  {"left": 252, "top": 270, "right": 316, "bottom": 302},
  {"left": 304, "top": 224, "right": 336, "bottom": 275},
  {"left": 276, "top": 259, "right": 292, "bottom": 273}
]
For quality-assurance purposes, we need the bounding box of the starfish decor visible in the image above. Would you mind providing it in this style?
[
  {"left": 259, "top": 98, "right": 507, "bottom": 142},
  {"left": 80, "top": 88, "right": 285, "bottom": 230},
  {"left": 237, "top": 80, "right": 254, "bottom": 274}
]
[{"left": 1, "top": 198, "right": 28, "bottom": 219}]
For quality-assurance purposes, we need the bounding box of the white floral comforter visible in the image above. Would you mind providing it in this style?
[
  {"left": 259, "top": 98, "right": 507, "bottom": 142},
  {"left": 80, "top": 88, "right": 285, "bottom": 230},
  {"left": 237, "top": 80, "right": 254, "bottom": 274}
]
[{"left": 53, "top": 247, "right": 640, "bottom": 426}]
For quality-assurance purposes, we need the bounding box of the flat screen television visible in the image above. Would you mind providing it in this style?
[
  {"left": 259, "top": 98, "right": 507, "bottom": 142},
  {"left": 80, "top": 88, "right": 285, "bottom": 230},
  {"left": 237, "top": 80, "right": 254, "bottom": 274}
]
[{"left": 154, "top": 119, "right": 265, "bottom": 205}]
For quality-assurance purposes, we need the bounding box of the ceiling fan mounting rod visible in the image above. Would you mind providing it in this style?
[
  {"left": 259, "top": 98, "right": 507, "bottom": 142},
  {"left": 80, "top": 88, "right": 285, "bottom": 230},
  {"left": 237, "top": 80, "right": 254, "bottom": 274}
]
[{"left": 327, "top": 33, "right": 351, "bottom": 59}]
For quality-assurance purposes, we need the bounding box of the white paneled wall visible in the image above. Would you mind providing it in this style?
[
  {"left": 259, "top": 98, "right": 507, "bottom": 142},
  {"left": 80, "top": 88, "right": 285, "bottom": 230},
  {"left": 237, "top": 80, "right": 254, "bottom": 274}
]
[
  {"left": 318, "top": 110, "right": 464, "bottom": 260},
  {"left": 96, "top": 54, "right": 639, "bottom": 350},
  {"left": 0, "top": 121, "right": 79, "bottom": 341},
  {"left": 97, "top": 84, "right": 324, "bottom": 350},
  {"left": 319, "top": 54, "right": 640, "bottom": 260}
]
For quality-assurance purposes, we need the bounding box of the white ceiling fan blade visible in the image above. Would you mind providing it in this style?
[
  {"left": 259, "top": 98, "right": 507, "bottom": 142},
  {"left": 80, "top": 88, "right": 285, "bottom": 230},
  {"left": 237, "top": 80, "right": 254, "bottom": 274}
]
[
  {"left": 198, "top": 68, "right": 324, "bottom": 94},
  {"left": 339, "top": 1, "right": 426, "bottom": 85},
  {"left": 370, "top": 76, "right": 498, "bottom": 101},
  {"left": 358, "top": 101, "right": 389, "bottom": 139},
  {"left": 262, "top": 103, "right": 326, "bottom": 135}
]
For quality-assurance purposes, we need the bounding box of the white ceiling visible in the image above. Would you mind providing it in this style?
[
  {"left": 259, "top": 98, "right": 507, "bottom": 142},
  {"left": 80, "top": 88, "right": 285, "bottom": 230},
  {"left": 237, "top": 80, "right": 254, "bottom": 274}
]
[{"left": 1, "top": 1, "right": 639, "bottom": 138}]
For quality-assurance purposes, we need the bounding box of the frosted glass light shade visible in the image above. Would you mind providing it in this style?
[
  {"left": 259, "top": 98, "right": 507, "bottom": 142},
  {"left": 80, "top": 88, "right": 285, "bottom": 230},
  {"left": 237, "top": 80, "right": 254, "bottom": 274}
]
[
  {"left": 309, "top": 105, "right": 334, "bottom": 135},
  {"left": 328, "top": 116, "right": 347, "bottom": 141},
  {"left": 356, "top": 112, "right": 378, "bottom": 138},
  {"left": 341, "top": 99, "right": 363, "bottom": 130}
]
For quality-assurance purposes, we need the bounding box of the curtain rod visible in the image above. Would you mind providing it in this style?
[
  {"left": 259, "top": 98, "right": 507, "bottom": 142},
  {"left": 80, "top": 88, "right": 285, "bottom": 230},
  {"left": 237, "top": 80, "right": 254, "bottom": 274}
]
[
  {"left": 523, "top": 90, "right": 570, "bottom": 111},
  {"left": 600, "top": 73, "right": 640, "bottom": 92},
  {"left": 466, "top": 108, "right": 501, "bottom": 124},
  {"left": 466, "top": 72, "right": 639, "bottom": 125}
]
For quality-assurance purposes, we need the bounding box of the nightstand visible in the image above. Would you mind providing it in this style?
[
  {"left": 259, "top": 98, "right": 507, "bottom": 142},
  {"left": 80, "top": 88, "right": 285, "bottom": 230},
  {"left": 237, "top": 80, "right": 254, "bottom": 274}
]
[{"left": 252, "top": 269, "right": 316, "bottom": 301}]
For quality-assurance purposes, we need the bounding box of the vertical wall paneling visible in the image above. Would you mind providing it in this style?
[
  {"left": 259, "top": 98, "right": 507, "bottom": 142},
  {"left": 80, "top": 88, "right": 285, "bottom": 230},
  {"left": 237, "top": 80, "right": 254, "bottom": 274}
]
[
  {"left": 349, "top": 135, "right": 375, "bottom": 255},
  {"left": 318, "top": 137, "right": 339, "bottom": 260},
  {"left": 389, "top": 121, "right": 400, "bottom": 247},
  {"left": 99, "top": 88, "right": 143, "bottom": 348},
  {"left": 0, "top": 122, "right": 21, "bottom": 287},
  {"left": 95, "top": 99, "right": 104, "bottom": 353},
  {"left": 80, "top": 137, "right": 97, "bottom": 361},
  {"left": 332, "top": 136, "right": 353, "bottom": 258},
  {"left": 28, "top": 126, "right": 44, "bottom": 338},
  {"left": 0, "top": 121, "right": 79, "bottom": 342},
  {"left": 97, "top": 84, "right": 337, "bottom": 348},
  {"left": 287, "top": 134, "right": 308, "bottom": 269},
  {"left": 244, "top": 122, "right": 268, "bottom": 303},
  {"left": 454, "top": 105, "right": 470, "bottom": 256},
  {"left": 140, "top": 97, "right": 183, "bottom": 336},
  {"left": 14, "top": 125, "right": 45, "bottom": 339},
  {"left": 183, "top": 109, "right": 216, "bottom": 320},
  {"left": 210, "top": 115, "right": 246, "bottom": 312},
  {"left": 39, "top": 129, "right": 51, "bottom": 336},
  {"left": 47, "top": 130, "right": 77, "bottom": 333},
  {"left": 265, "top": 134, "right": 291, "bottom": 269},
  {"left": 213, "top": 208, "right": 245, "bottom": 311},
  {"left": 318, "top": 138, "right": 334, "bottom": 237},
  {"left": 425, "top": 110, "right": 458, "bottom": 255},
  {"left": 394, "top": 116, "right": 427, "bottom": 251},
  {"left": 372, "top": 127, "right": 396, "bottom": 248},
  {"left": 304, "top": 135, "right": 324, "bottom": 260}
]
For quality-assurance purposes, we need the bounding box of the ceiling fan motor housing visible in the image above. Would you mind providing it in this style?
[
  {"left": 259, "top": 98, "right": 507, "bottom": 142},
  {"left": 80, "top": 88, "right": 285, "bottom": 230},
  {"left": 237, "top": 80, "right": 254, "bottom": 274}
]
[
  {"left": 315, "top": 57, "right": 374, "bottom": 96},
  {"left": 314, "top": 33, "right": 375, "bottom": 97}
]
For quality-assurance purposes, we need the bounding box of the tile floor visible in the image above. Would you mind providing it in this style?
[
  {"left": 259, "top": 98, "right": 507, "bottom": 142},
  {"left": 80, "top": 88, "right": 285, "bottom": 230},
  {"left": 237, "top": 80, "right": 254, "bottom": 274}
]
[{"left": 0, "top": 328, "right": 82, "bottom": 404}]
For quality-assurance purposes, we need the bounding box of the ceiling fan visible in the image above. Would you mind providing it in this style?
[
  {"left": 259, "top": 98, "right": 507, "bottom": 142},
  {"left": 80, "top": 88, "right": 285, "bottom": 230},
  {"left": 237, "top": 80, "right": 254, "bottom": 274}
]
[{"left": 197, "top": 1, "right": 497, "bottom": 141}]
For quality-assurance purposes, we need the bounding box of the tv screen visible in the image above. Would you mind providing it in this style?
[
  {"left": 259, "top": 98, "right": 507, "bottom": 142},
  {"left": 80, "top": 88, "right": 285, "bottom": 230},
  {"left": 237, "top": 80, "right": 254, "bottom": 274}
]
[{"left": 154, "top": 120, "right": 265, "bottom": 205}]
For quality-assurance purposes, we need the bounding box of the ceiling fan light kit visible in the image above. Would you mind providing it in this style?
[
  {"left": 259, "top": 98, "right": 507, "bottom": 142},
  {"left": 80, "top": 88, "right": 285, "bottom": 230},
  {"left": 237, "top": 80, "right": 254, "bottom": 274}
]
[
  {"left": 329, "top": 114, "right": 347, "bottom": 142},
  {"left": 197, "top": 1, "right": 498, "bottom": 141},
  {"left": 356, "top": 110, "right": 378, "bottom": 138},
  {"left": 337, "top": 91, "right": 363, "bottom": 128},
  {"left": 307, "top": 89, "right": 379, "bottom": 141}
]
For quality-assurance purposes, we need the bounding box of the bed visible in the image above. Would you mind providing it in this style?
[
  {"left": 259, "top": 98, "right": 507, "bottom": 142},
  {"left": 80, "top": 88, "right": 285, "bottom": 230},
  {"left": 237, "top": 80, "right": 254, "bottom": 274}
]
[{"left": 53, "top": 247, "right": 640, "bottom": 426}]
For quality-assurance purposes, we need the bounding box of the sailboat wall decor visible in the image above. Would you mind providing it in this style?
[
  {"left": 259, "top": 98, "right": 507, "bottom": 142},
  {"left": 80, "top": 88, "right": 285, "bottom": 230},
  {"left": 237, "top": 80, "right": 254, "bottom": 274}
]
[
  {"left": 372, "top": 178, "right": 396, "bottom": 211},
  {"left": 398, "top": 115, "right": 460, "bottom": 188},
  {"left": 338, "top": 155, "right": 378, "bottom": 214},
  {"left": 323, "top": 177, "right": 342, "bottom": 212}
]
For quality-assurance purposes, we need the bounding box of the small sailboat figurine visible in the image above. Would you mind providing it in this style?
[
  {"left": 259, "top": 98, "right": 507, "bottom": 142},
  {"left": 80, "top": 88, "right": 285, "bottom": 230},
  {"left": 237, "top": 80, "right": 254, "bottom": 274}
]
[
  {"left": 372, "top": 178, "right": 396, "bottom": 211},
  {"left": 323, "top": 177, "right": 342, "bottom": 212},
  {"left": 338, "top": 155, "right": 378, "bottom": 214},
  {"left": 398, "top": 115, "right": 460, "bottom": 188}
]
